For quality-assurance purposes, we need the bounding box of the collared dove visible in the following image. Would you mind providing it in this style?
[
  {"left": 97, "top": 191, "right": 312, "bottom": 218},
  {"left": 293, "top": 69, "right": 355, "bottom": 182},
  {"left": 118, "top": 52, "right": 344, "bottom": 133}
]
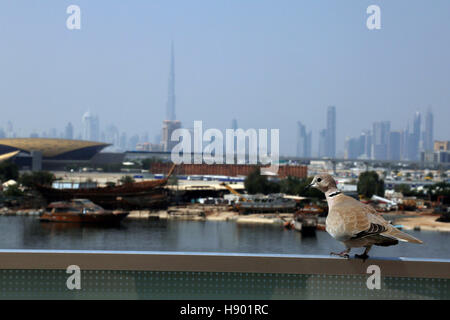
[{"left": 308, "top": 174, "right": 422, "bottom": 260}]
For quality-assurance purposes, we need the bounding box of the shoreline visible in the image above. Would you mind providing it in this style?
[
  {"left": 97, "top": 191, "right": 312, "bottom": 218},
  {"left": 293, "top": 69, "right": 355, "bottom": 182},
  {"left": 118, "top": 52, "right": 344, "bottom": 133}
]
[
  {"left": 1, "top": 206, "right": 449, "bottom": 232},
  {"left": 394, "top": 215, "right": 450, "bottom": 232}
]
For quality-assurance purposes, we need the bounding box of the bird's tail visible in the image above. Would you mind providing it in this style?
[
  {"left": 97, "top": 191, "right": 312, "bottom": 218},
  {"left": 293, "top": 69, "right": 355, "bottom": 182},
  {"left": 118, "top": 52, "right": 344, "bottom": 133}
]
[{"left": 383, "top": 227, "right": 423, "bottom": 244}]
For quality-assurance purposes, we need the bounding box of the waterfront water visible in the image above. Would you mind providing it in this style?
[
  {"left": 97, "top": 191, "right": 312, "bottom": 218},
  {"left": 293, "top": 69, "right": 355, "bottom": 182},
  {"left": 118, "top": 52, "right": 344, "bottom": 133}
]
[{"left": 0, "top": 216, "right": 449, "bottom": 259}]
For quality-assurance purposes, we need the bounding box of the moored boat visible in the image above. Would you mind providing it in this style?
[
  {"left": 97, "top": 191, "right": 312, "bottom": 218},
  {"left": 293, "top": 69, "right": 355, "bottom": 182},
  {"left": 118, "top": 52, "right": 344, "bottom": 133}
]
[
  {"left": 40, "top": 199, "right": 128, "bottom": 224},
  {"left": 36, "top": 164, "right": 176, "bottom": 210},
  {"left": 236, "top": 194, "right": 297, "bottom": 214},
  {"left": 293, "top": 213, "right": 317, "bottom": 234}
]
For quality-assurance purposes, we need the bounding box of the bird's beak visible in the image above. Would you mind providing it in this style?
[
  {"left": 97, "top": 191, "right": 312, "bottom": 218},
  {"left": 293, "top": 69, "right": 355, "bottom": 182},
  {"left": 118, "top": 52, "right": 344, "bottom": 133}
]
[{"left": 306, "top": 182, "right": 314, "bottom": 189}]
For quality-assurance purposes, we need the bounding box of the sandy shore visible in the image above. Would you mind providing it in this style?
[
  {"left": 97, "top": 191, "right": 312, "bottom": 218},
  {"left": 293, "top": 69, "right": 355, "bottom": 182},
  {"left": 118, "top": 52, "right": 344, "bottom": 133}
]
[
  {"left": 127, "top": 208, "right": 290, "bottom": 225},
  {"left": 394, "top": 215, "right": 450, "bottom": 232}
]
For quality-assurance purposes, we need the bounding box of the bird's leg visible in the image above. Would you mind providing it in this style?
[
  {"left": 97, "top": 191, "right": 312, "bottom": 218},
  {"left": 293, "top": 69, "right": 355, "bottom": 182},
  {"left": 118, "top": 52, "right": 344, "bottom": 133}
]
[
  {"left": 330, "top": 248, "right": 351, "bottom": 259},
  {"left": 355, "top": 246, "right": 372, "bottom": 261}
]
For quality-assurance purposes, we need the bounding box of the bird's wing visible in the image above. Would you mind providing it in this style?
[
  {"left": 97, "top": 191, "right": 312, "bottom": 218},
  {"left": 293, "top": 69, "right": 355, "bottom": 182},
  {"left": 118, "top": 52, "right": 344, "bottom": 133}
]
[
  {"left": 332, "top": 195, "right": 422, "bottom": 244},
  {"left": 329, "top": 195, "right": 388, "bottom": 240}
]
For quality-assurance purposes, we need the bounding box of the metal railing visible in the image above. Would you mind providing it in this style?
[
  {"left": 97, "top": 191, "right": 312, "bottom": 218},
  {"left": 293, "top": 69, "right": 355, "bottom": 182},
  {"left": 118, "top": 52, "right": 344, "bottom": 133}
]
[{"left": 0, "top": 250, "right": 448, "bottom": 299}]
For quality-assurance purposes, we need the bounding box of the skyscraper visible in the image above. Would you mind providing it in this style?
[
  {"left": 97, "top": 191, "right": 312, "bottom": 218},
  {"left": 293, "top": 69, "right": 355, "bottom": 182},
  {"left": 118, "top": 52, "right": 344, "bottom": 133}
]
[
  {"left": 296, "top": 121, "right": 312, "bottom": 158},
  {"left": 161, "top": 120, "right": 181, "bottom": 152},
  {"left": 388, "top": 131, "right": 401, "bottom": 160},
  {"left": 161, "top": 42, "right": 182, "bottom": 152},
  {"left": 360, "top": 130, "right": 372, "bottom": 159},
  {"left": 326, "top": 106, "right": 336, "bottom": 158},
  {"left": 6, "top": 121, "right": 14, "bottom": 138},
  {"left": 318, "top": 129, "right": 327, "bottom": 158},
  {"left": 410, "top": 111, "right": 421, "bottom": 160},
  {"left": 424, "top": 108, "right": 434, "bottom": 152},
  {"left": 231, "top": 118, "right": 238, "bottom": 131},
  {"left": 82, "top": 111, "right": 100, "bottom": 141},
  {"left": 371, "top": 121, "right": 390, "bottom": 160},
  {"left": 65, "top": 122, "right": 74, "bottom": 140},
  {"left": 105, "top": 124, "right": 120, "bottom": 146},
  {"left": 344, "top": 137, "right": 359, "bottom": 159},
  {"left": 401, "top": 125, "right": 410, "bottom": 160}
]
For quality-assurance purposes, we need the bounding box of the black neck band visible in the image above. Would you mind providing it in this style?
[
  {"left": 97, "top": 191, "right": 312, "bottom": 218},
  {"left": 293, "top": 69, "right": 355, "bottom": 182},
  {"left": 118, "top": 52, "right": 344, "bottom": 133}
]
[{"left": 328, "top": 191, "right": 341, "bottom": 197}]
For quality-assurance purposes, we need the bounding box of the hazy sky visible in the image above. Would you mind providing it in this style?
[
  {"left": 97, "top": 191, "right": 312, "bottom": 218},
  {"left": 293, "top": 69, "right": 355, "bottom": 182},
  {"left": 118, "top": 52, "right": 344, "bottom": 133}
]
[{"left": 1, "top": 0, "right": 449, "bottom": 156}]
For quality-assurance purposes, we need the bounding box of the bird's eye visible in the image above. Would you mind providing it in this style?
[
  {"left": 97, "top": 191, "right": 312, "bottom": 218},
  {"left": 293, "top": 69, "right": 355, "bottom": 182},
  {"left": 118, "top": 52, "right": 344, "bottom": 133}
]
[{"left": 317, "top": 178, "right": 322, "bottom": 182}]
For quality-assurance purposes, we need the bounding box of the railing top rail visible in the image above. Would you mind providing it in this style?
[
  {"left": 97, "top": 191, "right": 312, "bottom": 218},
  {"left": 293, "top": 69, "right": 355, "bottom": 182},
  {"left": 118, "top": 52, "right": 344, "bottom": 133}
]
[
  {"left": 0, "top": 250, "right": 448, "bottom": 279},
  {"left": 0, "top": 249, "right": 449, "bottom": 262}
]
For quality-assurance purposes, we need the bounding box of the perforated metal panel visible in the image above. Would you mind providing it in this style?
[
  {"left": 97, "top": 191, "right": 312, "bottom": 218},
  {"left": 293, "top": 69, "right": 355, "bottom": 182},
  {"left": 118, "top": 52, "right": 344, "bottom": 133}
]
[{"left": 0, "top": 269, "right": 448, "bottom": 300}]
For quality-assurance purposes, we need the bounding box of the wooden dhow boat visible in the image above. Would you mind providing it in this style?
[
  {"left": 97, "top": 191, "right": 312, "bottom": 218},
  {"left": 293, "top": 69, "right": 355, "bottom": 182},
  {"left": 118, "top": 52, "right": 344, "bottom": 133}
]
[{"left": 36, "top": 164, "right": 176, "bottom": 210}]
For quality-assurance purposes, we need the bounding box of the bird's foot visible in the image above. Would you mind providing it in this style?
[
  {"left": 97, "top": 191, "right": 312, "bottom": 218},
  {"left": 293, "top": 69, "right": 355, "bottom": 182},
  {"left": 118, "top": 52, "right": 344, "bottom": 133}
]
[
  {"left": 330, "top": 251, "right": 350, "bottom": 259},
  {"left": 354, "top": 253, "right": 369, "bottom": 262}
]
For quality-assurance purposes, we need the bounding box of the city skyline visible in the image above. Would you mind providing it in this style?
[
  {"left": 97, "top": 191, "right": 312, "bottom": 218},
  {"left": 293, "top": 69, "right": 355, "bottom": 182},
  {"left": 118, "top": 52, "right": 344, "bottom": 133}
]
[
  {"left": 1, "top": 1, "right": 450, "bottom": 156},
  {"left": 0, "top": 106, "right": 442, "bottom": 160}
]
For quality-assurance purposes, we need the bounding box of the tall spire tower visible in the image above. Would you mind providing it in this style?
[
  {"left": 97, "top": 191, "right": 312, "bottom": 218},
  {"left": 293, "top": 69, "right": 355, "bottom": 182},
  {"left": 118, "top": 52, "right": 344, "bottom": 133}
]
[
  {"left": 161, "top": 42, "right": 181, "bottom": 152},
  {"left": 166, "top": 41, "right": 176, "bottom": 121}
]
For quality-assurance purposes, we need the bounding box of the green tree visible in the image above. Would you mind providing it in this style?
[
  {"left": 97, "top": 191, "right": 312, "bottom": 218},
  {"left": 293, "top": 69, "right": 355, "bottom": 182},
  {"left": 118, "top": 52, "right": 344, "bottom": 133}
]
[
  {"left": 0, "top": 161, "right": 19, "bottom": 182},
  {"left": 279, "top": 176, "right": 301, "bottom": 195},
  {"left": 394, "top": 183, "right": 411, "bottom": 194},
  {"left": 357, "top": 171, "right": 385, "bottom": 199},
  {"left": 278, "top": 176, "right": 324, "bottom": 199},
  {"left": 119, "top": 175, "right": 135, "bottom": 185},
  {"left": 19, "top": 171, "right": 56, "bottom": 188},
  {"left": 244, "top": 168, "right": 280, "bottom": 195},
  {"left": 3, "top": 184, "right": 24, "bottom": 197}
]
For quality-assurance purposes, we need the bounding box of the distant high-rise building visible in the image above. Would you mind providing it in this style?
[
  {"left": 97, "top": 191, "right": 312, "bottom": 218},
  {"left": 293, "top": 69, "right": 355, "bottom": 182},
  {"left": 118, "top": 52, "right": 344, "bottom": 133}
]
[
  {"left": 434, "top": 141, "right": 450, "bottom": 152},
  {"left": 230, "top": 118, "right": 239, "bottom": 157},
  {"left": 161, "top": 42, "right": 182, "bottom": 152},
  {"left": 318, "top": 129, "right": 327, "bottom": 158},
  {"left": 344, "top": 137, "right": 360, "bottom": 159},
  {"left": 161, "top": 120, "right": 182, "bottom": 152},
  {"left": 82, "top": 111, "right": 100, "bottom": 141},
  {"left": 296, "top": 121, "right": 312, "bottom": 158},
  {"left": 0, "top": 128, "right": 5, "bottom": 138},
  {"left": 343, "top": 130, "right": 372, "bottom": 160},
  {"left": 423, "top": 108, "right": 434, "bottom": 152},
  {"left": 231, "top": 118, "right": 238, "bottom": 131},
  {"left": 360, "top": 130, "right": 372, "bottom": 159},
  {"left": 128, "top": 134, "right": 139, "bottom": 151},
  {"left": 105, "top": 125, "right": 120, "bottom": 146},
  {"left": 140, "top": 132, "right": 149, "bottom": 143},
  {"left": 119, "top": 132, "right": 128, "bottom": 150},
  {"left": 306, "top": 131, "right": 312, "bottom": 158},
  {"left": 409, "top": 111, "right": 421, "bottom": 160},
  {"left": 65, "top": 122, "right": 74, "bottom": 140},
  {"left": 401, "top": 125, "right": 410, "bottom": 160},
  {"left": 326, "top": 106, "right": 336, "bottom": 158},
  {"left": 388, "top": 131, "right": 401, "bottom": 160},
  {"left": 371, "top": 121, "right": 390, "bottom": 160},
  {"left": 49, "top": 128, "right": 58, "bottom": 138},
  {"left": 6, "top": 121, "right": 14, "bottom": 138}
]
